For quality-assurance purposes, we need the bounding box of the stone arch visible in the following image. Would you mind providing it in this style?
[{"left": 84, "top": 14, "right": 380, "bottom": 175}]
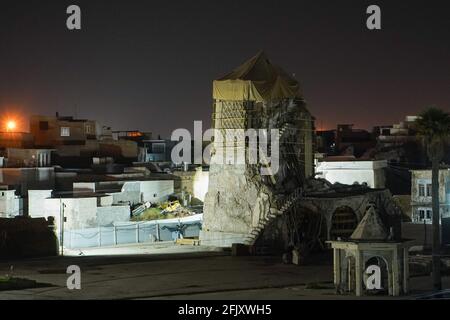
[
  {"left": 363, "top": 255, "right": 390, "bottom": 294},
  {"left": 330, "top": 206, "right": 358, "bottom": 240}
]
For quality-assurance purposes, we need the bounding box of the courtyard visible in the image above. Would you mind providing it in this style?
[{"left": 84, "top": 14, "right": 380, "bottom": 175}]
[{"left": 0, "top": 243, "right": 448, "bottom": 300}]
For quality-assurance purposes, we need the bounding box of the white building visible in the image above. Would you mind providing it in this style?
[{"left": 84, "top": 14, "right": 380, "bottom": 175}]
[
  {"left": 316, "top": 159, "right": 387, "bottom": 189},
  {"left": 0, "top": 189, "right": 22, "bottom": 218},
  {"left": 73, "top": 180, "right": 174, "bottom": 206},
  {"left": 28, "top": 179, "right": 174, "bottom": 235},
  {"left": 28, "top": 190, "right": 130, "bottom": 241}
]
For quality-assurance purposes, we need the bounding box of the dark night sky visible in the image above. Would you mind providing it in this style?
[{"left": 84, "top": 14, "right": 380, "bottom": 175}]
[{"left": 0, "top": 0, "right": 449, "bottom": 136}]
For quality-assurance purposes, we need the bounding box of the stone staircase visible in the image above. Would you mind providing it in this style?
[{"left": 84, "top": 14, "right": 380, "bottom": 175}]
[
  {"left": 243, "top": 122, "right": 304, "bottom": 246},
  {"left": 244, "top": 123, "right": 302, "bottom": 245},
  {"left": 243, "top": 187, "right": 302, "bottom": 245}
]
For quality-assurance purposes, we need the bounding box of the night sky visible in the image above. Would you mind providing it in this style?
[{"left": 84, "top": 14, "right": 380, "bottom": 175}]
[{"left": 0, "top": 0, "right": 449, "bottom": 136}]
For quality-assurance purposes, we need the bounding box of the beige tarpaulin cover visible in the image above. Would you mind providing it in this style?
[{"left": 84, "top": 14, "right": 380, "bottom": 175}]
[{"left": 213, "top": 51, "right": 302, "bottom": 102}]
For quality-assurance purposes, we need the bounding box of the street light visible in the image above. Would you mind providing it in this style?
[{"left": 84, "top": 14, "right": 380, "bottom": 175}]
[{"left": 6, "top": 120, "right": 16, "bottom": 132}]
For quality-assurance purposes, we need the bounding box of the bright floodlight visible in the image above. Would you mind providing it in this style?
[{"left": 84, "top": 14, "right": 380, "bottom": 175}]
[{"left": 6, "top": 120, "right": 16, "bottom": 131}]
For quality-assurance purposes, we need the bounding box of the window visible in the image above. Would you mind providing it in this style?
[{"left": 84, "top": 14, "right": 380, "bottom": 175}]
[
  {"left": 419, "top": 184, "right": 425, "bottom": 197},
  {"left": 417, "top": 207, "right": 432, "bottom": 223},
  {"left": 418, "top": 182, "right": 432, "bottom": 197},
  {"left": 85, "top": 124, "right": 93, "bottom": 134},
  {"left": 419, "top": 209, "right": 425, "bottom": 220},
  {"left": 330, "top": 206, "right": 358, "bottom": 240},
  {"left": 60, "top": 127, "right": 70, "bottom": 137}
]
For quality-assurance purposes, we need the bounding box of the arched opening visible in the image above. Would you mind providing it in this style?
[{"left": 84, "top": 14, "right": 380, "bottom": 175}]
[
  {"left": 363, "top": 256, "right": 389, "bottom": 295},
  {"left": 330, "top": 206, "right": 357, "bottom": 240}
]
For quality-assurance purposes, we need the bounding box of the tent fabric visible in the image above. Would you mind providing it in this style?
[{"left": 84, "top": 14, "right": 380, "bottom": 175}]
[{"left": 213, "top": 51, "right": 302, "bottom": 102}]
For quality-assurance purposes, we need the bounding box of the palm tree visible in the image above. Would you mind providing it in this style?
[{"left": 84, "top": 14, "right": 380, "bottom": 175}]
[{"left": 415, "top": 107, "right": 450, "bottom": 291}]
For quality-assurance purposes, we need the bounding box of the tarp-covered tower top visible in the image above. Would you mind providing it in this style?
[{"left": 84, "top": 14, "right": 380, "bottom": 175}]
[{"left": 213, "top": 51, "right": 303, "bottom": 102}]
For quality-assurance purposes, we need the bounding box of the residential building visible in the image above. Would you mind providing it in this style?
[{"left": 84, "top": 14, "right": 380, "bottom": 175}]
[
  {"left": 375, "top": 116, "right": 420, "bottom": 147},
  {"left": 410, "top": 169, "right": 450, "bottom": 224},
  {"left": 30, "top": 114, "right": 139, "bottom": 166},
  {"left": 4, "top": 148, "right": 53, "bottom": 167},
  {"left": 372, "top": 115, "right": 433, "bottom": 167},
  {"left": 30, "top": 113, "right": 101, "bottom": 147},
  {"left": 28, "top": 189, "right": 131, "bottom": 239},
  {"left": 139, "top": 139, "right": 177, "bottom": 162}
]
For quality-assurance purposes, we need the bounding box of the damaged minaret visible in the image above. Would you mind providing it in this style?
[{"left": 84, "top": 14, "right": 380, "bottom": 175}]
[{"left": 200, "top": 52, "right": 315, "bottom": 247}]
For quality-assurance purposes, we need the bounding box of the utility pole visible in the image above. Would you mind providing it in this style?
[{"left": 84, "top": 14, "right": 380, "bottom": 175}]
[
  {"left": 431, "top": 157, "right": 442, "bottom": 291},
  {"left": 423, "top": 219, "right": 427, "bottom": 249},
  {"left": 60, "top": 198, "right": 66, "bottom": 256}
]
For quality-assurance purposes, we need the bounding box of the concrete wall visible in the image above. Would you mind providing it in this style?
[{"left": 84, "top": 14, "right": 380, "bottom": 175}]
[
  {"left": 32, "top": 197, "right": 130, "bottom": 238},
  {"left": 110, "top": 189, "right": 141, "bottom": 206},
  {"left": 139, "top": 180, "right": 174, "bottom": 203},
  {"left": 173, "top": 168, "right": 209, "bottom": 202},
  {"left": 192, "top": 170, "right": 209, "bottom": 202},
  {"left": 99, "top": 194, "right": 114, "bottom": 206},
  {"left": 73, "top": 182, "right": 96, "bottom": 193},
  {"left": 45, "top": 197, "right": 98, "bottom": 231},
  {"left": 28, "top": 189, "right": 53, "bottom": 218},
  {"left": 110, "top": 180, "right": 174, "bottom": 205},
  {"left": 96, "top": 205, "right": 130, "bottom": 226},
  {"left": 402, "top": 222, "right": 434, "bottom": 247}
]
